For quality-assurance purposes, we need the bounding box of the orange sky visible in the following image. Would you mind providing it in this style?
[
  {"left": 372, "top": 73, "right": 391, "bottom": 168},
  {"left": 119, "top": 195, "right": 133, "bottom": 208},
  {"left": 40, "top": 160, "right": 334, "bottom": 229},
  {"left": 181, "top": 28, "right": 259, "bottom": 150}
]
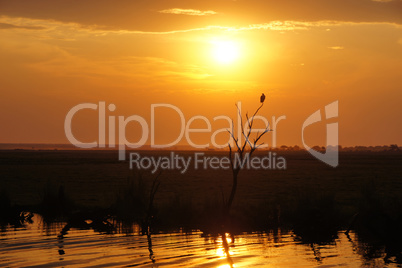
[{"left": 1, "top": 0, "right": 401, "bottom": 147}]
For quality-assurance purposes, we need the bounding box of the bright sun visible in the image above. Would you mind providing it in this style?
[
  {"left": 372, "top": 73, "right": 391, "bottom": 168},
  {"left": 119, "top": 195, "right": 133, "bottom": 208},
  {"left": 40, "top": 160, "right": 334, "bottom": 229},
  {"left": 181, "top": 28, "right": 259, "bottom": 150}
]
[{"left": 212, "top": 40, "right": 240, "bottom": 64}]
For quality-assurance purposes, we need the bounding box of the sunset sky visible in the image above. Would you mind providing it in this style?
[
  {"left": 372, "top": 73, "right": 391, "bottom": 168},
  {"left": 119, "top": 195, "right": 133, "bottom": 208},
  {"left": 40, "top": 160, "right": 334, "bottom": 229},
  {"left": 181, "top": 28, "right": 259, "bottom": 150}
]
[{"left": 1, "top": 0, "right": 401, "bottom": 147}]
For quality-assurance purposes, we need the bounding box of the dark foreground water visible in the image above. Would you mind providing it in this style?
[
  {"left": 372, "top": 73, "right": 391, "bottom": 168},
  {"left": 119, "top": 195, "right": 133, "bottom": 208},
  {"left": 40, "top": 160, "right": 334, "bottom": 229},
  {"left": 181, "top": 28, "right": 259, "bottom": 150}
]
[
  {"left": 0, "top": 214, "right": 399, "bottom": 268},
  {"left": 1, "top": 150, "right": 402, "bottom": 267}
]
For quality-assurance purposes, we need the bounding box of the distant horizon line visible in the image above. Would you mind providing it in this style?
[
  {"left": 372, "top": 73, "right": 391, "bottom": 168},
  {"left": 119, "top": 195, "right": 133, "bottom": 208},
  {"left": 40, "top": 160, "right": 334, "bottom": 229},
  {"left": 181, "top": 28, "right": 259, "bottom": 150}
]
[{"left": 0, "top": 143, "right": 399, "bottom": 150}]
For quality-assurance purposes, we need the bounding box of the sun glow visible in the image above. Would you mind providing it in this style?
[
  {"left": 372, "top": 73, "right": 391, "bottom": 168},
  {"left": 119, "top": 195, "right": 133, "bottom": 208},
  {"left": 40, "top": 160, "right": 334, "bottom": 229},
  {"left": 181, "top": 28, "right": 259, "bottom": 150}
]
[{"left": 212, "top": 40, "right": 240, "bottom": 64}]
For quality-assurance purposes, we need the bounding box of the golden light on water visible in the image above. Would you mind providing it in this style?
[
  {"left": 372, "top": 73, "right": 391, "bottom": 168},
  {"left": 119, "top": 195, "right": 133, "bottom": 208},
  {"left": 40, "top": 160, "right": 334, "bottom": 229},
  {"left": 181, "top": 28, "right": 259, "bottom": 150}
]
[{"left": 216, "top": 233, "right": 234, "bottom": 258}]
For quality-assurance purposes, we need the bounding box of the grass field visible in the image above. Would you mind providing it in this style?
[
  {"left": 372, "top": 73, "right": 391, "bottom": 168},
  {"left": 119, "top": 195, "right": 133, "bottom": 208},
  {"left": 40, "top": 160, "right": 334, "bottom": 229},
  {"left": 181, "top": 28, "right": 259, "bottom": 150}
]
[{"left": 1, "top": 150, "right": 401, "bottom": 232}]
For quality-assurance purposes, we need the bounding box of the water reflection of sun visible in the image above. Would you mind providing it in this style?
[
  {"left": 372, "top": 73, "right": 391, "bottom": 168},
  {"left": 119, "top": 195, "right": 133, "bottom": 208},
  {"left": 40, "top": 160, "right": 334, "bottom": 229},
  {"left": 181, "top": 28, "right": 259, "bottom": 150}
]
[
  {"left": 217, "top": 265, "right": 233, "bottom": 268},
  {"left": 216, "top": 233, "right": 234, "bottom": 258}
]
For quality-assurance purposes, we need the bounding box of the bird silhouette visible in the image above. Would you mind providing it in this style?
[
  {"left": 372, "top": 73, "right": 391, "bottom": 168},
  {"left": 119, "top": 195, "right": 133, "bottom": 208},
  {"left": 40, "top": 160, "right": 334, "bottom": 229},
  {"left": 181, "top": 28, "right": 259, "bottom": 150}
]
[{"left": 260, "top": 93, "right": 266, "bottom": 103}]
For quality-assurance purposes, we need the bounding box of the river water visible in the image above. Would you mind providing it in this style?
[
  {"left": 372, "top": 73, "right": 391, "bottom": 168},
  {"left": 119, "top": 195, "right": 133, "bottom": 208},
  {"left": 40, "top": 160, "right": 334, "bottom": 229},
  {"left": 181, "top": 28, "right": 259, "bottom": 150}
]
[{"left": 0, "top": 214, "right": 398, "bottom": 267}]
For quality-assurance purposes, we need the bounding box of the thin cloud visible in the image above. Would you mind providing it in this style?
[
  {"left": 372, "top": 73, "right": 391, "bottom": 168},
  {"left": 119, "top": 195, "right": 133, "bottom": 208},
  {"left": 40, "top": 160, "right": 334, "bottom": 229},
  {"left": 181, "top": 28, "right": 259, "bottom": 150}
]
[
  {"left": 246, "top": 21, "right": 312, "bottom": 31},
  {"left": 1, "top": 16, "right": 401, "bottom": 37},
  {"left": 0, "top": 22, "right": 46, "bottom": 30},
  {"left": 328, "top": 46, "right": 345, "bottom": 50},
  {"left": 2, "top": 0, "right": 402, "bottom": 29},
  {"left": 96, "top": 20, "right": 402, "bottom": 36},
  {"left": 159, "top": 8, "right": 217, "bottom": 16}
]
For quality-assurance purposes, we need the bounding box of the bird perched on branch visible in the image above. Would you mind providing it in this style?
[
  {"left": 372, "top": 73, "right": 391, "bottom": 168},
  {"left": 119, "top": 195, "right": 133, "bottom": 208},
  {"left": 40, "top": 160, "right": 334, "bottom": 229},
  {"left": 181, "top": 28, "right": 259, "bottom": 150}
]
[{"left": 260, "top": 93, "right": 266, "bottom": 103}]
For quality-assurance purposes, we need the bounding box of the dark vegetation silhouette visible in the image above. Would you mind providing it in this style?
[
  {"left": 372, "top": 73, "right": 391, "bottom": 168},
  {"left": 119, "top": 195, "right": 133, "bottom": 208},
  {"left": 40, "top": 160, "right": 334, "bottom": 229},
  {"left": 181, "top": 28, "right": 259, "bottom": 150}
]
[
  {"left": 0, "top": 189, "right": 33, "bottom": 227},
  {"left": 225, "top": 94, "right": 269, "bottom": 215},
  {"left": 215, "top": 94, "right": 269, "bottom": 267}
]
